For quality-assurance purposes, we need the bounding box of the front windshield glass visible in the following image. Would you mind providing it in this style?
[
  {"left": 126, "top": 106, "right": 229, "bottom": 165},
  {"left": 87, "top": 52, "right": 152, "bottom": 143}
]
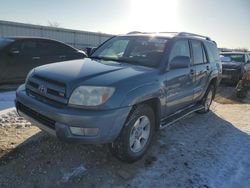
[
  {"left": 0, "top": 38, "right": 13, "bottom": 49},
  {"left": 221, "top": 54, "right": 244, "bottom": 62},
  {"left": 91, "top": 36, "right": 168, "bottom": 67}
]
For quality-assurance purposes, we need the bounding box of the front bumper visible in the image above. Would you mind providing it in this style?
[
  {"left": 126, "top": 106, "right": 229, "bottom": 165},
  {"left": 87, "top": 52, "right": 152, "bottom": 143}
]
[
  {"left": 221, "top": 68, "right": 241, "bottom": 81},
  {"left": 15, "top": 85, "right": 131, "bottom": 143}
]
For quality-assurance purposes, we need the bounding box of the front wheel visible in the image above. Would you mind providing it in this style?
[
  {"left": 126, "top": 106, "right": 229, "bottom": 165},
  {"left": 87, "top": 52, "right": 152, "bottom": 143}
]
[
  {"left": 197, "top": 85, "right": 215, "bottom": 114},
  {"left": 109, "top": 104, "right": 155, "bottom": 163}
]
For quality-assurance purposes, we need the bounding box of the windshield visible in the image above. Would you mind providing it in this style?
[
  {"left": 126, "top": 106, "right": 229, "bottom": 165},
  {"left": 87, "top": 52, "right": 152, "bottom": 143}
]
[
  {"left": 221, "top": 53, "right": 244, "bottom": 62},
  {"left": 0, "top": 38, "right": 13, "bottom": 49},
  {"left": 91, "top": 36, "right": 168, "bottom": 67}
]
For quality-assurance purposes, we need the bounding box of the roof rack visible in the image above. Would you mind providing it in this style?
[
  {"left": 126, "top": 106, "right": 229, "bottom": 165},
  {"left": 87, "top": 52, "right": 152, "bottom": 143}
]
[
  {"left": 177, "top": 32, "right": 211, "bottom": 40},
  {"left": 127, "top": 31, "right": 211, "bottom": 41},
  {"left": 127, "top": 31, "right": 178, "bottom": 35}
]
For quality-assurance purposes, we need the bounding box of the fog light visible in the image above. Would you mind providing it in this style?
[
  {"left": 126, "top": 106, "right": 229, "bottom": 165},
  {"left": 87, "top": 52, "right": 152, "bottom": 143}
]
[{"left": 69, "top": 127, "right": 99, "bottom": 136}]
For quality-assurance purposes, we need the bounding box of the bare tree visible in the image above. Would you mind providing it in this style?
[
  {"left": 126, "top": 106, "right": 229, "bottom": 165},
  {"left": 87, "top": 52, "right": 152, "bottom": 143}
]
[
  {"left": 47, "top": 21, "right": 60, "bottom": 28},
  {"left": 234, "top": 48, "right": 249, "bottom": 52}
]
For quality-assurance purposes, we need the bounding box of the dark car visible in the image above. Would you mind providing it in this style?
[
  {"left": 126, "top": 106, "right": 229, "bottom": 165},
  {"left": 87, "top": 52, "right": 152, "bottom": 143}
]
[
  {"left": 0, "top": 37, "right": 86, "bottom": 85},
  {"left": 220, "top": 52, "right": 250, "bottom": 84},
  {"left": 16, "top": 32, "right": 221, "bottom": 162}
]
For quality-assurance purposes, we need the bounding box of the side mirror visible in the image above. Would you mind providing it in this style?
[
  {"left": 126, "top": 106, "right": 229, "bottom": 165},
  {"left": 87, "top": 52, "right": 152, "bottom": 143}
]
[
  {"left": 86, "top": 47, "right": 97, "bottom": 56},
  {"left": 170, "top": 56, "right": 190, "bottom": 69},
  {"left": 9, "top": 48, "right": 20, "bottom": 56}
]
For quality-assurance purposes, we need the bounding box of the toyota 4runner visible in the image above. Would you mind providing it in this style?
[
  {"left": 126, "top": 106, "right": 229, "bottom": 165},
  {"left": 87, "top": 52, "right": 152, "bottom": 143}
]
[{"left": 16, "top": 32, "right": 221, "bottom": 162}]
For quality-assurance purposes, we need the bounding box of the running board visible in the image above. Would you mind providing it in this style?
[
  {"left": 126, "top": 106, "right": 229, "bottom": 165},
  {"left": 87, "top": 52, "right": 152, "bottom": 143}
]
[{"left": 160, "top": 104, "right": 204, "bottom": 129}]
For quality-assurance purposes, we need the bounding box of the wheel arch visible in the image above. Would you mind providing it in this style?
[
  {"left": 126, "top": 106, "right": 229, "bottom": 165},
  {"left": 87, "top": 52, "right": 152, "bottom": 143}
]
[
  {"left": 208, "top": 77, "right": 218, "bottom": 99},
  {"left": 132, "top": 97, "right": 162, "bottom": 132}
]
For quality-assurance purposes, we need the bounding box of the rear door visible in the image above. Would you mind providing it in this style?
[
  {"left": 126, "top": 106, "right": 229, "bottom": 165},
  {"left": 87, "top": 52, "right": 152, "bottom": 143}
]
[
  {"left": 39, "top": 40, "right": 80, "bottom": 64},
  {"left": 244, "top": 54, "right": 250, "bottom": 72},
  {"left": 165, "top": 39, "right": 195, "bottom": 116},
  {"left": 191, "top": 40, "right": 210, "bottom": 102},
  {"left": 39, "top": 40, "right": 64, "bottom": 64}
]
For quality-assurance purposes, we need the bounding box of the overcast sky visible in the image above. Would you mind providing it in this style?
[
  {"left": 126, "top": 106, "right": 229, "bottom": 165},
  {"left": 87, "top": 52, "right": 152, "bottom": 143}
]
[{"left": 0, "top": 0, "right": 249, "bottom": 49}]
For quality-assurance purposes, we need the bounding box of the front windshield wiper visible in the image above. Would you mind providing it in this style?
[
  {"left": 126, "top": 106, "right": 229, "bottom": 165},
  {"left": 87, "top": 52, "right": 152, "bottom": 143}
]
[
  {"left": 90, "top": 56, "right": 122, "bottom": 62},
  {"left": 90, "top": 56, "right": 153, "bottom": 67}
]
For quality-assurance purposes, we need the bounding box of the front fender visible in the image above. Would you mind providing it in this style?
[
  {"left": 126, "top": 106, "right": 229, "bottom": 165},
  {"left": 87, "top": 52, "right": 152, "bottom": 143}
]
[{"left": 120, "top": 82, "right": 162, "bottom": 107}]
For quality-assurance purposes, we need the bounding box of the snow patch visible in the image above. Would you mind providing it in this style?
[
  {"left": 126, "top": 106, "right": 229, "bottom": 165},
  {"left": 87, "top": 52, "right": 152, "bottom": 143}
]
[
  {"left": 0, "top": 91, "right": 16, "bottom": 111},
  {"left": 60, "top": 164, "right": 87, "bottom": 184}
]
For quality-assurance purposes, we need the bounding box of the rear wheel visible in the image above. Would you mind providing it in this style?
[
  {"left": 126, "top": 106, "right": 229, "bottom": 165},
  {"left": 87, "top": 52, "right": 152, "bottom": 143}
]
[
  {"left": 197, "top": 85, "right": 215, "bottom": 114},
  {"left": 109, "top": 104, "right": 155, "bottom": 163},
  {"left": 236, "top": 90, "right": 247, "bottom": 98}
]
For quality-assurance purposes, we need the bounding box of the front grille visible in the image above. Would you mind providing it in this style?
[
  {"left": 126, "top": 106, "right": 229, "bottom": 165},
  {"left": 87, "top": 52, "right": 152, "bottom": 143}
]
[
  {"left": 26, "top": 74, "right": 68, "bottom": 107},
  {"left": 16, "top": 102, "right": 55, "bottom": 129},
  {"left": 222, "top": 69, "right": 237, "bottom": 75}
]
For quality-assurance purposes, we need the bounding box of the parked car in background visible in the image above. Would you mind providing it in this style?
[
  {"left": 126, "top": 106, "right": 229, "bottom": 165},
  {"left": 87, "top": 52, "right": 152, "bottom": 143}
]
[
  {"left": 0, "top": 37, "right": 87, "bottom": 85},
  {"left": 16, "top": 32, "right": 221, "bottom": 162},
  {"left": 220, "top": 52, "right": 250, "bottom": 84}
]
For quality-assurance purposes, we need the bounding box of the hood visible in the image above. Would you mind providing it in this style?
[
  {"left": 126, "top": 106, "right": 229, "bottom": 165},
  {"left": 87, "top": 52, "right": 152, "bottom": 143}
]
[
  {"left": 222, "top": 61, "right": 243, "bottom": 69},
  {"left": 33, "top": 58, "right": 155, "bottom": 89}
]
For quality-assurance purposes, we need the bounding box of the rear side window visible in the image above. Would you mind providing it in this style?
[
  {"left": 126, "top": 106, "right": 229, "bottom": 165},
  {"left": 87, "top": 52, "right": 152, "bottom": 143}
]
[
  {"left": 39, "top": 40, "right": 74, "bottom": 55},
  {"left": 247, "top": 55, "right": 250, "bottom": 62},
  {"left": 169, "top": 40, "right": 190, "bottom": 62},
  {"left": 204, "top": 42, "right": 220, "bottom": 62},
  {"left": 191, "top": 40, "right": 207, "bottom": 64},
  {"left": 0, "top": 38, "right": 13, "bottom": 49},
  {"left": 11, "top": 40, "right": 39, "bottom": 55},
  {"left": 244, "top": 54, "right": 248, "bottom": 62}
]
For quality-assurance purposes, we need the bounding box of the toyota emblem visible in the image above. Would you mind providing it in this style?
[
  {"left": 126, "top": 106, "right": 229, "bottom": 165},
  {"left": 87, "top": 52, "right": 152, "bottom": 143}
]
[{"left": 38, "top": 85, "right": 47, "bottom": 94}]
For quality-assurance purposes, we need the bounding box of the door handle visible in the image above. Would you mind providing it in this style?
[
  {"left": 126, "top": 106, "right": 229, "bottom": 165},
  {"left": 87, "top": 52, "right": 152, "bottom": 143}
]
[
  {"left": 32, "top": 57, "right": 40, "bottom": 60},
  {"left": 60, "top": 55, "right": 66, "bottom": 59}
]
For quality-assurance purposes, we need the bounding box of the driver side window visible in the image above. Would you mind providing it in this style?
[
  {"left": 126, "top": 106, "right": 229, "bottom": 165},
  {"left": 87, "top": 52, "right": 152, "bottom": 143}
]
[{"left": 169, "top": 40, "right": 190, "bottom": 63}]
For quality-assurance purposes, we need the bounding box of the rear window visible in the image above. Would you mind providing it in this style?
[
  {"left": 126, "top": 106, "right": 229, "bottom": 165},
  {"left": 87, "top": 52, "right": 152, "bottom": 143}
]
[{"left": 204, "top": 42, "right": 220, "bottom": 62}]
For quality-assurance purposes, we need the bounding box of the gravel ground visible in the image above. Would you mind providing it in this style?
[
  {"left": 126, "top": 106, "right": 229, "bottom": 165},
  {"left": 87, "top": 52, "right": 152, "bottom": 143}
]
[{"left": 0, "top": 85, "right": 249, "bottom": 188}]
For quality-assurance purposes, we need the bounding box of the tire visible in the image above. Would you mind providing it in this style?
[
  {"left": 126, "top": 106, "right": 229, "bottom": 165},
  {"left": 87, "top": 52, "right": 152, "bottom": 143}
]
[
  {"left": 236, "top": 90, "right": 247, "bottom": 98},
  {"left": 109, "top": 104, "right": 155, "bottom": 163},
  {"left": 197, "top": 84, "right": 215, "bottom": 114}
]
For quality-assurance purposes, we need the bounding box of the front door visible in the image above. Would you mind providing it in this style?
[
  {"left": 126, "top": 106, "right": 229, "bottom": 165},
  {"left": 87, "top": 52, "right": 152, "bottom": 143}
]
[
  {"left": 164, "top": 39, "right": 195, "bottom": 116},
  {"left": 3, "top": 39, "right": 41, "bottom": 83}
]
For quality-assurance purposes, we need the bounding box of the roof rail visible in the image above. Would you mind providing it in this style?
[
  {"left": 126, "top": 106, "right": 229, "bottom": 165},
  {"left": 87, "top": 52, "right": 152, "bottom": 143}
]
[
  {"left": 158, "top": 32, "right": 179, "bottom": 34},
  {"left": 127, "top": 31, "right": 143, "bottom": 34},
  {"left": 177, "top": 32, "right": 211, "bottom": 40},
  {"left": 126, "top": 31, "right": 212, "bottom": 41},
  {"left": 127, "top": 31, "right": 178, "bottom": 35}
]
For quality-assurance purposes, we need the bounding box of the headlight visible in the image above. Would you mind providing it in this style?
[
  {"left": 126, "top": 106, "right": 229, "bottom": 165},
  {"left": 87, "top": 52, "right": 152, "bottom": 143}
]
[{"left": 69, "top": 86, "right": 115, "bottom": 106}]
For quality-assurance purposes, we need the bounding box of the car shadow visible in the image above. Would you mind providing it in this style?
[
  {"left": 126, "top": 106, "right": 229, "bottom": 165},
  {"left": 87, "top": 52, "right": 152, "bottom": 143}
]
[{"left": 0, "top": 111, "right": 250, "bottom": 188}]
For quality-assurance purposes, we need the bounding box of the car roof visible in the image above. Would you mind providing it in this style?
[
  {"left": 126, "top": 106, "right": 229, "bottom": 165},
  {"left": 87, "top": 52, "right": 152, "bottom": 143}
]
[
  {"left": 2, "top": 36, "right": 61, "bottom": 42},
  {"left": 0, "top": 36, "right": 78, "bottom": 50}
]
